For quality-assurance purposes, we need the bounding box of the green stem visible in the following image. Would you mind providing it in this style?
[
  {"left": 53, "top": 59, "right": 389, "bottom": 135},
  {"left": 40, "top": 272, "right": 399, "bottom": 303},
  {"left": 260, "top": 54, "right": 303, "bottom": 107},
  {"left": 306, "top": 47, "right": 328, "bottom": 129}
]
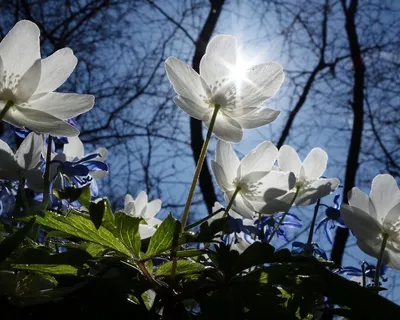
[
  {"left": 42, "top": 135, "right": 53, "bottom": 210},
  {"left": 223, "top": 186, "right": 241, "bottom": 217},
  {"left": 267, "top": 186, "right": 300, "bottom": 244},
  {"left": 375, "top": 233, "right": 388, "bottom": 289},
  {"left": 180, "top": 105, "right": 220, "bottom": 231},
  {"left": 307, "top": 198, "right": 321, "bottom": 244},
  {"left": 0, "top": 100, "right": 13, "bottom": 121},
  {"left": 185, "top": 208, "right": 224, "bottom": 231}
]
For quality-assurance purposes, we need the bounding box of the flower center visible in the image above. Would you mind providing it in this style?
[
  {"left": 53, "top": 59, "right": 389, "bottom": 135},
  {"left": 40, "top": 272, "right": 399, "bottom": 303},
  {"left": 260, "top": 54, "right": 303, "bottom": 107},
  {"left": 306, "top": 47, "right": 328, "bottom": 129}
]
[
  {"left": 0, "top": 71, "right": 19, "bottom": 102},
  {"left": 204, "top": 78, "right": 243, "bottom": 113},
  {"left": 234, "top": 178, "right": 263, "bottom": 197}
]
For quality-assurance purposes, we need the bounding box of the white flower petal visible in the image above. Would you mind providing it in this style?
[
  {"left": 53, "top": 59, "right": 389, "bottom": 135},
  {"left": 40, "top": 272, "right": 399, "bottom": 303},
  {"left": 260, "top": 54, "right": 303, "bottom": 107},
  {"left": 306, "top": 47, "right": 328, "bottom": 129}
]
[
  {"left": 165, "top": 57, "right": 207, "bottom": 105},
  {"left": 260, "top": 191, "right": 295, "bottom": 215},
  {"left": 340, "top": 204, "right": 382, "bottom": 243},
  {"left": 215, "top": 140, "right": 240, "bottom": 184},
  {"left": 64, "top": 136, "right": 85, "bottom": 159},
  {"left": 144, "top": 199, "right": 162, "bottom": 220},
  {"left": 4, "top": 106, "right": 79, "bottom": 137},
  {"left": 262, "top": 171, "right": 296, "bottom": 201},
  {"left": 357, "top": 239, "right": 383, "bottom": 262},
  {"left": 200, "top": 35, "right": 237, "bottom": 85},
  {"left": 211, "top": 160, "right": 233, "bottom": 192},
  {"left": 278, "top": 145, "right": 301, "bottom": 175},
  {"left": 0, "top": 55, "right": 3, "bottom": 88},
  {"left": 302, "top": 148, "right": 327, "bottom": 180},
  {"left": 0, "top": 139, "right": 18, "bottom": 174},
  {"left": 239, "top": 141, "right": 278, "bottom": 177},
  {"left": 124, "top": 201, "right": 136, "bottom": 216},
  {"left": 226, "top": 192, "right": 254, "bottom": 219},
  {"left": 386, "top": 247, "right": 400, "bottom": 270},
  {"left": 15, "top": 59, "right": 41, "bottom": 102},
  {"left": 125, "top": 194, "right": 134, "bottom": 206},
  {"left": 139, "top": 224, "right": 156, "bottom": 239},
  {"left": 383, "top": 202, "right": 400, "bottom": 244},
  {"left": 173, "top": 96, "right": 209, "bottom": 120},
  {"left": 234, "top": 108, "right": 280, "bottom": 129},
  {"left": 0, "top": 20, "right": 40, "bottom": 77},
  {"left": 347, "top": 187, "right": 373, "bottom": 218},
  {"left": 135, "top": 191, "right": 148, "bottom": 217},
  {"left": 34, "top": 48, "right": 77, "bottom": 94},
  {"left": 29, "top": 93, "right": 94, "bottom": 120},
  {"left": 203, "top": 112, "right": 243, "bottom": 143},
  {"left": 296, "top": 178, "right": 339, "bottom": 206},
  {"left": 370, "top": 174, "right": 400, "bottom": 223},
  {"left": 240, "top": 62, "right": 284, "bottom": 108},
  {"left": 14, "top": 132, "right": 43, "bottom": 170}
]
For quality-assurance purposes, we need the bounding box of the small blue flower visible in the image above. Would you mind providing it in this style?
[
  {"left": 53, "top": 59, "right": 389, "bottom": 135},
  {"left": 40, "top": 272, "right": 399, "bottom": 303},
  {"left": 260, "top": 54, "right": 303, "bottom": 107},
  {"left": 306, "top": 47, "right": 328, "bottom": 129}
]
[
  {"left": 291, "top": 241, "right": 328, "bottom": 260},
  {"left": 256, "top": 213, "right": 302, "bottom": 242},
  {"left": 338, "top": 261, "right": 390, "bottom": 286},
  {"left": 315, "top": 195, "right": 347, "bottom": 244}
]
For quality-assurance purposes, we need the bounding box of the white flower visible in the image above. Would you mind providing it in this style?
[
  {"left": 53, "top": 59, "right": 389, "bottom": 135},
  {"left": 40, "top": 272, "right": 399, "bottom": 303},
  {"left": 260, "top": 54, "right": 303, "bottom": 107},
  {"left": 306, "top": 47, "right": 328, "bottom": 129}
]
[
  {"left": 0, "top": 20, "right": 94, "bottom": 136},
  {"left": 209, "top": 201, "right": 253, "bottom": 225},
  {"left": 263, "top": 145, "right": 339, "bottom": 214},
  {"left": 211, "top": 140, "right": 287, "bottom": 218},
  {"left": 0, "top": 132, "right": 42, "bottom": 180},
  {"left": 123, "top": 191, "right": 162, "bottom": 239},
  {"left": 341, "top": 174, "right": 400, "bottom": 269},
  {"left": 165, "top": 35, "right": 284, "bottom": 143}
]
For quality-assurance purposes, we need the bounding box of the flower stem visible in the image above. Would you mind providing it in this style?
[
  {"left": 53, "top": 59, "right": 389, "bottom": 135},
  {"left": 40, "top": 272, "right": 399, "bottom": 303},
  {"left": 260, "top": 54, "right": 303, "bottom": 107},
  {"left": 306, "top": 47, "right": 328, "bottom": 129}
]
[
  {"left": 185, "top": 208, "right": 224, "bottom": 231},
  {"left": 17, "top": 173, "right": 30, "bottom": 213},
  {"left": 0, "top": 101, "right": 13, "bottom": 122},
  {"left": 42, "top": 135, "right": 53, "bottom": 210},
  {"left": 267, "top": 186, "right": 300, "bottom": 244},
  {"left": 307, "top": 198, "right": 321, "bottom": 244},
  {"left": 180, "top": 105, "right": 220, "bottom": 231},
  {"left": 223, "top": 186, "right": 241, "bottom": 217},
  {"left": 375, "top": 233, "right": 388, "bottom": 289}
]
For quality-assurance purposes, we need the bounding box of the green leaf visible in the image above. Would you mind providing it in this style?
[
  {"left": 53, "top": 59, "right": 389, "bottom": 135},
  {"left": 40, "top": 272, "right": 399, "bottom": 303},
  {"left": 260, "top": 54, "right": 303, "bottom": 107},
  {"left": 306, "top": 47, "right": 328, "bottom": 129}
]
[
  {"left": 0, "top": 217, "right": 36, "bottom": 264},
  {"left": 79, "top": 185, "right": 92, "bottom": 208},
  {"left": 89, "top": 199, "right": 106, "bottom": 229},
  {"left": 233, "top": 242, "right": 275, "bottom": 274},
  {"left": 113, "top": 212, "right": 142, "bottom": 257},
  {"left": 146, "top": 214, "right": 181, "bottom": 257},
  {"left": 155, "top": 260, "right": 205, "bottom": 277},
  {"left": 36, "top": 211, "right": 131, "bottom": 256},
  {"left": 12, "top": 264, "right": 81, "bottom": 275},
  {"left": 175, "top": 249, "right": 208, "bottom": 258}
]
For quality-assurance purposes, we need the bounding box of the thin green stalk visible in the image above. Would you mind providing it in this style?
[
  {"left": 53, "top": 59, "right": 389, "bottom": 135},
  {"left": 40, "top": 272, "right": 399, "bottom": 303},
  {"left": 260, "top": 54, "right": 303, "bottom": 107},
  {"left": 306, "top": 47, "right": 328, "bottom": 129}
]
[
  {"left": 0, "top": 101, "right": 13, "bottom": 121},
  {"left": 17, "top": 173, "right": 30, "bottom": 213},
  {"left": 307, "top": 198, "right": 321, "bottom": 244},
  {"left": 267, "top": 186, "right": 300, "bottom": 244},
  {"left": 375, "top": 233, "right": 388, "bottom": 289},
  {"left": 185, "top": 208, "right": 224, "bottom": 231},
  {"left": 180, "top": 105, "right": 220, "bottom": 231},
  {"left": 223, "top": 186, "right": 241, "bottom": 217},
  {"left": 42, "top": 135, "right": 53, "bottom": 210}
]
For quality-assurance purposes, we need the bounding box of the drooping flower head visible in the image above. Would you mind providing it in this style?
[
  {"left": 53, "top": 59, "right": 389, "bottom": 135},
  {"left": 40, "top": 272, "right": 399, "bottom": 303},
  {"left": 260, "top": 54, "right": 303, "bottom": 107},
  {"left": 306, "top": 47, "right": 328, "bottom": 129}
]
[
  {"left": 262, "top": 146, "right": 340, "bottom": 214},
  {"left": 165, "top": 35, "right": 284, "bottom": 143},
  {"left": 0, "top": 132, "right": 43, "bottom": 181},
  {"left": 0, "top": 20, "right": 94, "bottom": 136},
  {"left": 341, "top": 174, "right": 400, "bottom": 270},
  {"left": 211, "top": 140, "right": 283, "bottom": 218}
]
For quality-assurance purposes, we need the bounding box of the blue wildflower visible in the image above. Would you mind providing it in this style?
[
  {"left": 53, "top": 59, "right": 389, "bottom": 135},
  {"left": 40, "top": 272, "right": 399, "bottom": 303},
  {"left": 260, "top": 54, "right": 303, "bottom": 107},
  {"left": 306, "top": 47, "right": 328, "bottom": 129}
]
[
  {"left": 256, "top": 213, "right": 302, "bottom": 242},
  {"left": 315, "top": 194, "right": 347, "bottom": 244},
  {"left": 338, "top": 262, "right": 390, "bottom": 286}
]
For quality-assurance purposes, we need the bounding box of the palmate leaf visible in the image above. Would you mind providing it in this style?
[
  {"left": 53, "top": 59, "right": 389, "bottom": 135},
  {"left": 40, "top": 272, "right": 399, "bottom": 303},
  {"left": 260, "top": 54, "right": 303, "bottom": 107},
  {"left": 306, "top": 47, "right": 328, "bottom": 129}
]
[
  {"left": 146, "top": 214, "right": 181, "bottom": 257},
  {"left": 36, "top": 211, "right": 132, "bottom": 256},
  {"left": 0, "top": 217, "right": 36, "bottom": 264},
  {"left": 113, "top": 212, "right": 141, "bottom": 257},
  {"left": 155, "top": 260, "right": 205, "bottom": 277},
  {"left": 13, "top": 264, "right": 81, "bottom": 275}
]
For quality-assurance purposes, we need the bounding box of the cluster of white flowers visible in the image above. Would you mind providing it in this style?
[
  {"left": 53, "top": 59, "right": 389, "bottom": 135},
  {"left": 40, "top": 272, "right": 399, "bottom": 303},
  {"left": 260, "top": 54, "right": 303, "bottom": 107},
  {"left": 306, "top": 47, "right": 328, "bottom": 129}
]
[{"left": 0, "top": 20, "right": 399, "bottom": 274}]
